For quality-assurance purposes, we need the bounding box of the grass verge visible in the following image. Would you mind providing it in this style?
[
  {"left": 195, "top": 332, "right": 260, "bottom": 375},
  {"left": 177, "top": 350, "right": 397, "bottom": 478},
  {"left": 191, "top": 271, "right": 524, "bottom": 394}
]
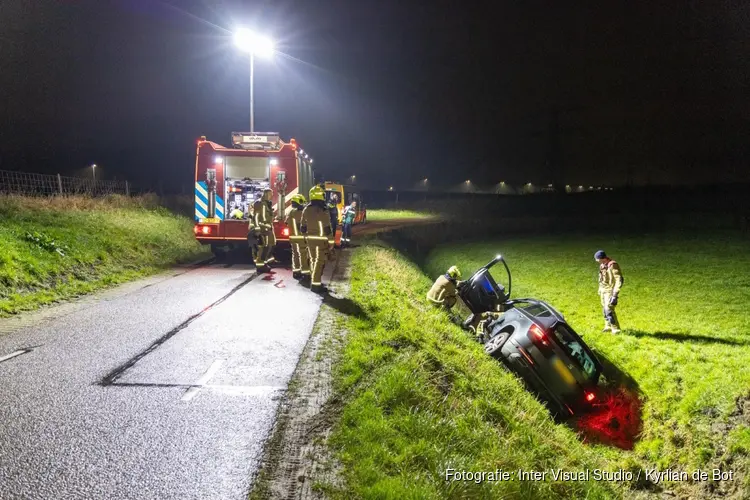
[
  {"left": 426, "top": 231, "right": 750, "bottom": 496},
  {"left": 321, "top": 243, "right": 627, "bottom": 499},
  {"left": 0, "top": 194, "right": 207, "bottom": 316},
  {"left": 365, "top": 209, "right": 438, "bottom": 222}
]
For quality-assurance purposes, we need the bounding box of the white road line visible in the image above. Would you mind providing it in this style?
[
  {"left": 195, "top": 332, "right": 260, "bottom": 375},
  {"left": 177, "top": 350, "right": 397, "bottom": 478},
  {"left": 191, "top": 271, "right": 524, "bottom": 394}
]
[
  {"left": 181, "top": 359, "right": 224, "bottom": 402},
  {"left": 0, "top": 350, "right": 28, "bottom": 364}
]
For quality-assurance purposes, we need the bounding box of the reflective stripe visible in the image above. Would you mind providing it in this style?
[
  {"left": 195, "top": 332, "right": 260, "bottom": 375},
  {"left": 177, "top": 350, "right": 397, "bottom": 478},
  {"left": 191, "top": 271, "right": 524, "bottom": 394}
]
[
  {"left": 292, "top": 217, "right": 299, "bottom": 236},
  {"left": 318, "top": 221, "right": 324, "bottom": 237}
]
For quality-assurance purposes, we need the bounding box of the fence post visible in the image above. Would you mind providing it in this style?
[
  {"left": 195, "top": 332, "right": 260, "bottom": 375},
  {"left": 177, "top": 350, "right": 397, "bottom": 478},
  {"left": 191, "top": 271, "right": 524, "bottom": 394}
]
[
  {"left": 125, "top": 180, "right": 130, "bottom": 196},
  {"left": 57, "top": 174, "right": 63, "bottom": 195}
]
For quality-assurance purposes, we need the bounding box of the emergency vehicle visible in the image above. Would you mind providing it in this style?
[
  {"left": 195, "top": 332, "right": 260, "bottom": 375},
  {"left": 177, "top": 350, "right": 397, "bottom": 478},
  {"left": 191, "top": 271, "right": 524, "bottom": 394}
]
[
  {"left": 324, "top": 182, "right": 367, "bottom": 224},
  {"left": 193, "top": 132, "right": 315, "bottom": 257}
]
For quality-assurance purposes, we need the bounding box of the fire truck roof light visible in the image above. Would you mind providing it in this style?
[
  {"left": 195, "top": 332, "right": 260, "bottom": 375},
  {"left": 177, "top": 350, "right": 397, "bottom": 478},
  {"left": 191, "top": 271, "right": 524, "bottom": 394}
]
[{"left": 299, "top": 149, "right": 304, "bottom": 154}]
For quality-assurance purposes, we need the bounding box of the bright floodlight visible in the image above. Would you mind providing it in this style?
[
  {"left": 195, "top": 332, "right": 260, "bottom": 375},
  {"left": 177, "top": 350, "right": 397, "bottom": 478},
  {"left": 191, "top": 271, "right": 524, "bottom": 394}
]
[
  {"left": 234, "top": 28, "right": 274, "bottom": 57},
  {"left": 496, "top": 254, "right": 502, "bottom": 260}
]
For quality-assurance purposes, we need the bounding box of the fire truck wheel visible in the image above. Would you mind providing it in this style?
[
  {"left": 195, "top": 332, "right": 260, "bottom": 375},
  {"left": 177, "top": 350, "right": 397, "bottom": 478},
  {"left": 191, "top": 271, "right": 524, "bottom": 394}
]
[{"left": 210, "top": 244, "right": 227, "bottom": 260}]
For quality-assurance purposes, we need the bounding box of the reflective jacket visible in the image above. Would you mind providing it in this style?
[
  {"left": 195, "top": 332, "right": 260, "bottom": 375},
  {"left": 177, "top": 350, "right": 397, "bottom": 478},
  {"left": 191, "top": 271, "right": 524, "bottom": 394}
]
[
  {"left": 301, "top": 201, "right": 334, "bottom": 245},
  {"left": 427, "top": 274, "right": 459, "bottom": 306},
  {"left": 253, "top": 200, "right": 273, "bottom": 229},
  {"left": 284, "top": 204, "right": 305, "bottom": 237},
  {"left": 598, "top": 259, "right": 623, "bottom": 295},
  {"left": 342, "top": 205, "right": 356, "bottom": 225}
]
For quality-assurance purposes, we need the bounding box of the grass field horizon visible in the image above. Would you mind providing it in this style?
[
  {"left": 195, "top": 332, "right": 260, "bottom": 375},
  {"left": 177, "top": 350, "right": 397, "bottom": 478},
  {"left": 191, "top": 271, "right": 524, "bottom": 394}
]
[{"left": 313, "top": 228, "right": 748, "bottom": 498}]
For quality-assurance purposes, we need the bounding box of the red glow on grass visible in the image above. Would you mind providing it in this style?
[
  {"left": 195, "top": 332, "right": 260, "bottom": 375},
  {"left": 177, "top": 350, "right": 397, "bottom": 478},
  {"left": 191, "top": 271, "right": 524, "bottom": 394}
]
[{"left": 574, "top": 388, "right": 642, "bottom": 450}]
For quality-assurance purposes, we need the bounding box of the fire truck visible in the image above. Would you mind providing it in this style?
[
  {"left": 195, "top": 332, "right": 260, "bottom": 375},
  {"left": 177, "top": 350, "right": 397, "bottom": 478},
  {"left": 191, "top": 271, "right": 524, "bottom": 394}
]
[{"left": 193, "top": 132, "right": 315, "bottom": 257}]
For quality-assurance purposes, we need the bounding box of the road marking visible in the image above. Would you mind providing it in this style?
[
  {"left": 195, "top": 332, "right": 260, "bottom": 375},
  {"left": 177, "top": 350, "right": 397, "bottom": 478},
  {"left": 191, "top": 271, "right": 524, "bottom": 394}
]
[
  {"left": 0, "top": 349, "right": 30, "bottom": 364},
  {"left": 181, "top": 359, "right": 224, "bottom": 401}
]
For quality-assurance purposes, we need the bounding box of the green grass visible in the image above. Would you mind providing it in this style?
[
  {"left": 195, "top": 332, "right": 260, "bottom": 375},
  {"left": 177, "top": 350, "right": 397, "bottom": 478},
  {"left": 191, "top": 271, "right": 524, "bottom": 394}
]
[
  {"left": 366, "top": 209, "right": 438, "bottom": 222},
  {"left": 323, "top": 244, "right": 627, "bottom": 499},
  {"left": 0, "top": 194, "right": 207, "bottom": 316},
  {"left": 426, "top": 231, "right": 750, "bottom": 490}
]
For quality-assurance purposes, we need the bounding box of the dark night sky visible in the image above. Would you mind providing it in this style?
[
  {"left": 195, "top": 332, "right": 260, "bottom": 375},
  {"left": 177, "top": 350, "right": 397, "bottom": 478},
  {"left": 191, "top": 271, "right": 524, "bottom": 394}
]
[{"left": 1, "top": 0, "right": 749, "bottom": 191}]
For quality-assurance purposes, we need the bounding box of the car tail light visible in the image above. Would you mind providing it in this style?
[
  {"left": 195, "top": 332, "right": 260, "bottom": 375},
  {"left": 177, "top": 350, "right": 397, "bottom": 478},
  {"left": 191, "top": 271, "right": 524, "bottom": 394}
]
[
  {"left": 282, "top": 227, "right": 290, "bottom": 237},
  {"left": 529, "top": 324, "right": 549, "bottom": 346},
  {"left": 585, "top": 391, "right": 596, "bottom": 403}
]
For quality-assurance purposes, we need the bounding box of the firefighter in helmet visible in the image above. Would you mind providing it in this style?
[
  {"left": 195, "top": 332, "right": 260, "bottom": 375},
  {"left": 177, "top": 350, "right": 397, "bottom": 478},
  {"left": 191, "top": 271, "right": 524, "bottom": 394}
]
[
  {"left": 301, "top": 185, "right": 334, "bottom": 293},
  {"left": 595, "top": 250, "right": 624, "bottom": 333},
  {"left": 253, "top": 188, "right": 276, "bottom": 272},
  {"left": 427, "top": 265, "right": 464, "bottom": 309},
  {"left": 285, "top": 193, "right": 310, "bottom": 281}
]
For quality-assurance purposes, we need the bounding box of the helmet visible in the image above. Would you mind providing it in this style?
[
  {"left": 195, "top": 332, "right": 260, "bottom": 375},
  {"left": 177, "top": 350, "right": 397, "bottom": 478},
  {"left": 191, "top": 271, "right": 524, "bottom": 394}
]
[
  {"left": 262, "top": 188, "right": 273, "bottom": 202},
  {"left": 309, "top": 185, "right": 325, "bottom": 202},
  {"left": 447, "top": 265, "right": 461, "bottom": 279},
  {"left": 292, "top": 194, "right": 306, "bottom": 205},
  {"left": 594, "top": 250, "right": 607, "bottom": 260}
]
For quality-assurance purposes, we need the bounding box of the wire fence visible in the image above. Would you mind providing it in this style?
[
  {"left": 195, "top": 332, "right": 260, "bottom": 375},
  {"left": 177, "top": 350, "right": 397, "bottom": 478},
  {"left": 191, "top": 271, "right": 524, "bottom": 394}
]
[{"left": 0, "top": 170, "right": 131, "bottom": 197}]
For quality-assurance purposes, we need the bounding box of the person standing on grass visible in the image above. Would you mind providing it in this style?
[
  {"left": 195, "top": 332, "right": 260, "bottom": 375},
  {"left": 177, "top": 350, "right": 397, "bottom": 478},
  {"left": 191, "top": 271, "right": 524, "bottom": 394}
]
[
  {"left": 341, "top": 200, "right": 357, "bottom": 247},
  {"left": 595, "top": 250, "right": 623, "bottom": 333}
]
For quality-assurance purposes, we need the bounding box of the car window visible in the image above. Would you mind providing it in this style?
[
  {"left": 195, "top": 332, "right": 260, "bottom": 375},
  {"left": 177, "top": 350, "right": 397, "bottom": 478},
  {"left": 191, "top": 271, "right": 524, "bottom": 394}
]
[
  {"left": 518, "top": 303, "right": 552, "bottom": 318},
  {"left": 551, "top": 324, "right": 598, "bottom": 381}
]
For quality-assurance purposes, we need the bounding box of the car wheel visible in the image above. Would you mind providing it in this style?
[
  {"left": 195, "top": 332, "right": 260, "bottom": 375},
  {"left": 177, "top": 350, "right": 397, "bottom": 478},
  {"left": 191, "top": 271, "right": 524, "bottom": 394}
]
[{"left": 484, "top": 332, "right": 510, "bottom": 359}]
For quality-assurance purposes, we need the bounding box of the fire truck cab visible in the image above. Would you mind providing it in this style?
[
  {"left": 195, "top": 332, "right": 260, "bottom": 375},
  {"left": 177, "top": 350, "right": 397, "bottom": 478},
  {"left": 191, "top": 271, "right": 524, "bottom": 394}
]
[{"left": 193, "top": 132, "right": 315, "bottom": 257}]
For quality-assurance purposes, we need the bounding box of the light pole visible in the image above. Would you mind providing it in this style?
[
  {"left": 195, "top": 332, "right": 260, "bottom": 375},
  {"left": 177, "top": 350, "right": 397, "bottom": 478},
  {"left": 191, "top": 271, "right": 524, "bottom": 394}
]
[{"left": 233, "top": 28, "right": 275, "bottom": 134}]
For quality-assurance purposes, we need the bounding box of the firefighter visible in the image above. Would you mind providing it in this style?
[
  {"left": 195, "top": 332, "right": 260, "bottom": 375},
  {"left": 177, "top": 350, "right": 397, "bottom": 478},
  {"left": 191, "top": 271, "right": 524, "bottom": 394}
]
[
  {"left": 341, "top": 200, "right": 357, "bottom": 247},
  {"left": 285, "top": 193, "right": 310, "bottom": 281},
  {"left": 301, "top": 185, "right": 335, "bottom": 293},
  {"left": 464, "top": 309, "right": 506, "bottom": 343},
  {"left": 427, "top": 266, "right": 464, "bottom": 309},
  {"left": 253, "top": 188, "right": 276, "bottom": 272},
  {"left": 595, "top": 250, "right": 624, "bottom": 333}
]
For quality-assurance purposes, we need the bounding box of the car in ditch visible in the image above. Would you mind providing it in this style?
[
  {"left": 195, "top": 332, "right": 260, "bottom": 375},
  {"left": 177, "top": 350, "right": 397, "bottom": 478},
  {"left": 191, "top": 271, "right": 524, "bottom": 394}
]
[{"left": 458, "top": 255, "right": 604, "bottom": 417}]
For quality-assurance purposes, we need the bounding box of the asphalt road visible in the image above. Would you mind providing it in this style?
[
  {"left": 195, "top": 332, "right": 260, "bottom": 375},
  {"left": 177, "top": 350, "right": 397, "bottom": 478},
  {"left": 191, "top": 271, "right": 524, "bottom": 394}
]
[{"left": 0, "top": 259, "right": 330, "bottom": 499}]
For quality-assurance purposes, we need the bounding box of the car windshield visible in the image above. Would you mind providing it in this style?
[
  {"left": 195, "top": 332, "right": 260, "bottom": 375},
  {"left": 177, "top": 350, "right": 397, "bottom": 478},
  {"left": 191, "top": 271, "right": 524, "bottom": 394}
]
[{"left": 551, "top": 324, "right": 598, "bottom": 381}]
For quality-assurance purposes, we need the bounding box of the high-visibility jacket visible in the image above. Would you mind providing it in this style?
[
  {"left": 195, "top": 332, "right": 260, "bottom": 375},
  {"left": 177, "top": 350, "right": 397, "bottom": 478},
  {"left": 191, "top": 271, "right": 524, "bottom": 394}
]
[
  {"left": 301, "top": 201, "right": 334, "bottom": 245},
  {"left": 285, "top": 205, "right": 305, "bottom": 237},
  {"left": 253, "top": 200, "right": 273, "bottom": 229},
  {"left": 598, "top": 259, "right": 623, "bottom": 295},
  {"left": 342, "top": 205, "right": 356, "bottom": 225},
  {"left": 427, "top": 274, "right": 459, "bottom": 307}
]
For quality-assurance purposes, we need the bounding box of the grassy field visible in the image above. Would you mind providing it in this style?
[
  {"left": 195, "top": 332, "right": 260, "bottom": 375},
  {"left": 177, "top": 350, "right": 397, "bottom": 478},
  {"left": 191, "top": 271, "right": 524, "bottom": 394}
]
[
  {"left": 365, "top": 208, "right": 438, "bottom": 221},
  {"left": 0, "top": 195, "right": 207, "bottom": 316},
  {"left": 316, "top": 230, "right": 749, "bottom": 499},
  {"left": 426, "top": 231, "right": 750, "bottom": 495},
  {"left": 321, "top": 244, "right": 626, "bottom": 499}
]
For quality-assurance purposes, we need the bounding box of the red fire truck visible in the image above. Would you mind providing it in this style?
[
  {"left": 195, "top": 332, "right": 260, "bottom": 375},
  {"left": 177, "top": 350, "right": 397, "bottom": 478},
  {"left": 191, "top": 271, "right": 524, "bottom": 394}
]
[{"left": 193, "top": 132, "right": 315, "bottom": 257}]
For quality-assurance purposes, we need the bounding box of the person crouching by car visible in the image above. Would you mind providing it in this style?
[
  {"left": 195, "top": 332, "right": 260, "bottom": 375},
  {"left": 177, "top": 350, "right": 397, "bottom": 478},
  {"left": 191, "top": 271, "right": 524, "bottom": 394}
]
[{"left": 427, "top": 265, "right": 464, "bottom": 310}]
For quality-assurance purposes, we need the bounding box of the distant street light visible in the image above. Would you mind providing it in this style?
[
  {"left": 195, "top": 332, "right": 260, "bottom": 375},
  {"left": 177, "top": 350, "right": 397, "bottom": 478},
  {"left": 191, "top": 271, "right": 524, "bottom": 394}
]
[
  {"left": 233, "top": 28, "right": 275, "bottom": 133},
  {"left": 388, "top": 186, "right": 394, "bottom": 191},
  {"left": 92, "top": 163, "right": 97, "bottom": 181}
]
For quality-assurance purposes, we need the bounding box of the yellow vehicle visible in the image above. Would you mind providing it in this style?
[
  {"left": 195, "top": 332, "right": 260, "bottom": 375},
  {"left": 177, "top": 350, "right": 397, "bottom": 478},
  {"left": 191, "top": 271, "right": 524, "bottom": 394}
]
[{"left": 323, "top": 182, "right": 367, "bottom": 225}]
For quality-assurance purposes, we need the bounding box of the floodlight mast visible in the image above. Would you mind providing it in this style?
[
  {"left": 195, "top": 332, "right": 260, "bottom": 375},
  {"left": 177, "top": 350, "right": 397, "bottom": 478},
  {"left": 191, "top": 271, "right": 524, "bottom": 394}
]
[{"left": 233, "top": 28, "right": 275, "bottom": 134}]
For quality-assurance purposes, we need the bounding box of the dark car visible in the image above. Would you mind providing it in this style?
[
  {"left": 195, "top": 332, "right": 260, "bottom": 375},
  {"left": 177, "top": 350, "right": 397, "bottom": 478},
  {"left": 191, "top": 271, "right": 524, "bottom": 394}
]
[{"left": 458, "top": 256, "right": 603, "bottom": 417}]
